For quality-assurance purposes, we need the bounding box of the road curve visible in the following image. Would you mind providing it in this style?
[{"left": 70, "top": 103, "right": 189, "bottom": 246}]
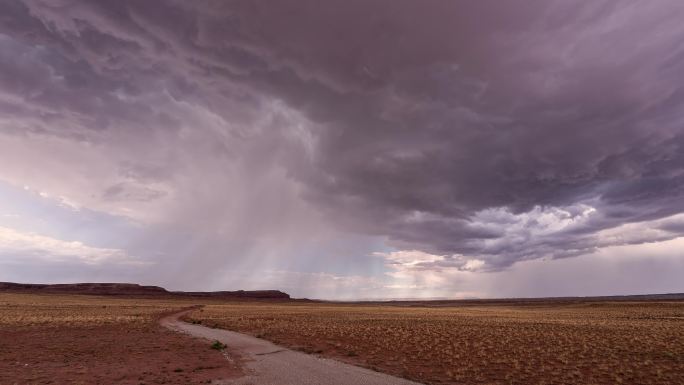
[{"left": 161, "top": 309, "right": 423, "bottom": 385}]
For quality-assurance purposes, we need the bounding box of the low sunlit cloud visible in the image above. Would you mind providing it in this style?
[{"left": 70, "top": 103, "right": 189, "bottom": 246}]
[{"left": 0, "top": 225, "right": 143, "bottom": 266}]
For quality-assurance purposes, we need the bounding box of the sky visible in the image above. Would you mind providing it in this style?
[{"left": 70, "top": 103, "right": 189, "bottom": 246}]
[{"left": 1, "top": 0, "right": 684, "bottom": 299}]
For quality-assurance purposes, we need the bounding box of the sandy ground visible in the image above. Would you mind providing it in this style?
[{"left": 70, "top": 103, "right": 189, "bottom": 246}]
[
  {"left": 162, "top": 310, "right": 423, "bottom": 385},
  {"left": 1, "top": 313, "right": 243, "bottom": 385},
  {"left": 187, "top": 301, "right": 684, "bottom": 385}
]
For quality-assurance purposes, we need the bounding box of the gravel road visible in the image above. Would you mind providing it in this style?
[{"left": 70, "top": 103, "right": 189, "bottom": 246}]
[{"left": 161, "top": 309, "right": 423, "bottom": 385}]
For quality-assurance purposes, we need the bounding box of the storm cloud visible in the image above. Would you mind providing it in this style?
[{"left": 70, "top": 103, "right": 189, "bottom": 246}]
[{"left": 1, "top": 0, "right": 684, "bottom": 295}]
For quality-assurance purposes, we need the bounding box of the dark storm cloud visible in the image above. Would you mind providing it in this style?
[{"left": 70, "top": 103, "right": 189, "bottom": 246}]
[{"left": 2, "top": 0, "right": 684, "bottom": 271}]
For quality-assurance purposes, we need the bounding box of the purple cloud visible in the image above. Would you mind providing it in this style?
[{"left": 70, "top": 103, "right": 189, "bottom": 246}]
[{"left": 1, "top": 0, "right": 684, "bottom": 288}]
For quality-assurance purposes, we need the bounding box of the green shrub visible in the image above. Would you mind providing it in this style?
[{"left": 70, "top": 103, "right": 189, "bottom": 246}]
[{"left": 210, "top": 340, "right": 227, "bottom": 350}]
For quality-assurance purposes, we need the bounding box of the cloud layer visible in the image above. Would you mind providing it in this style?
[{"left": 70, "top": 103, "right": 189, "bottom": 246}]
[
  {"left": 1, "top": 1, "right": 684, "bottom": 295},
  {"left": 0, "top": 225, "right": 139, "bottom": 265}
]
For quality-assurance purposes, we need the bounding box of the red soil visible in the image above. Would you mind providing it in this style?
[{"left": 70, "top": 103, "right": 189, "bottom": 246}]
[{"left": 0, "top": 323, "right": 243, "bottom": 385}]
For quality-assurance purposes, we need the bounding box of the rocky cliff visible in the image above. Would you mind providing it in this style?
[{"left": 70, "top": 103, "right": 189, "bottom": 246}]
[{"left": 0, "top": 282, "right": 290, "bottom": 299}]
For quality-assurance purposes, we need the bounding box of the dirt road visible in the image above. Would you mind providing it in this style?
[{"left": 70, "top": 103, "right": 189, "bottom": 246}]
[{"left": 161, "top": 309, "right": 423, "bottom": 385}]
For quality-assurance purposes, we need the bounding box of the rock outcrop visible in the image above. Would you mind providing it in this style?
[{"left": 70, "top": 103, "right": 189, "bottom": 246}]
[
  {"left": 0, "top": 282, "right": 291, "bottom": 299},
  {"left": 174, "top": 290, "right": 290, "bottom": 299}
]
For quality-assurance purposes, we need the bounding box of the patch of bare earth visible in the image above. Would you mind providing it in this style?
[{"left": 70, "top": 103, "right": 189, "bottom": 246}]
[
  {"left": 187, "top": 301, "right": 684, "bottom": 385},
  {"left": 0, "top": 293, "right": 243, "bottom": 385}
]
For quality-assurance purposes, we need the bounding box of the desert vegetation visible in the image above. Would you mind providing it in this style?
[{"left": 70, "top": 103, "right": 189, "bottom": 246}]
[
  {"left": 0, "top": 292, "right": 191, "bottom": 327},
  {"left": 4, "top": 292, "right": 682, "bottom": 384},
  {"left": 187, "top": 301, "right": 684, "bottom": 385},
  {"left": 0, "top": 293, "right": 241, "bottom": 384}
]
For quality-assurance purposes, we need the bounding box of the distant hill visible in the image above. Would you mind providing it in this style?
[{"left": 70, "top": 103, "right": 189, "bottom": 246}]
[
  {"left": 173, "top": 290, "right": 291, "bottom": 299},
  {"left": 0, "top": 282, "right": 290, "bottom": 299},
  {"left": 0, "top": 282, "right": 168, "bottom": 295}
]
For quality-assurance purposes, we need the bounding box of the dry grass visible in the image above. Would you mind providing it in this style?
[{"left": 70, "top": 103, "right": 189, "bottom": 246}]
[
  {"left": 188, "top": 301, "right": 684, "bottom": 385},
  {"left": 0, "top": 292, "right": 196, "bottom": 327},
  {"left": 0, "top": 293, "right": 242, "bottom": 384}
]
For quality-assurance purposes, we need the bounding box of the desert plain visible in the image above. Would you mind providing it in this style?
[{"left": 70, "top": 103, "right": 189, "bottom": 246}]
[
  {"left": 0, "top": 293, "right": 243, "bottom": 385},
  {"left": 1, "top": 291, "right": 683, "bottom": 385}
]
